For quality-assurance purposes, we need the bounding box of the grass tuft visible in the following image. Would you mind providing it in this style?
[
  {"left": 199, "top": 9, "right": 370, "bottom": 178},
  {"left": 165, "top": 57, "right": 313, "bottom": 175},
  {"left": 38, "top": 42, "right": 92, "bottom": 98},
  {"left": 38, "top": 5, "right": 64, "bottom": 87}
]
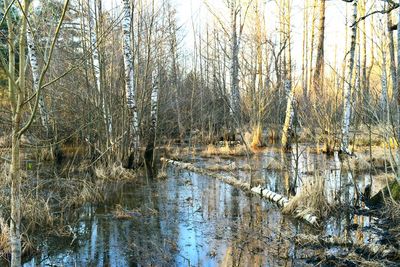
[
  {"left": 95, "top": 162, "right": 136, "bottom": 181},
  {"left": 201, "top": 143, "right": 252, "bottom": 157},
  {"left": 283, "top": 176, "right": 333, "bottom": 220}
]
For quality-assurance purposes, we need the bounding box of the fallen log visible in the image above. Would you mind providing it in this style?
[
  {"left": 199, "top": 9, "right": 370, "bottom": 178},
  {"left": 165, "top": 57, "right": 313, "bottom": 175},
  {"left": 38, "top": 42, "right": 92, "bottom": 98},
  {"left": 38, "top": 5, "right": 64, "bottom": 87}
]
[{"left": 161, "top": 158, "right": 318, "bottom": 226}]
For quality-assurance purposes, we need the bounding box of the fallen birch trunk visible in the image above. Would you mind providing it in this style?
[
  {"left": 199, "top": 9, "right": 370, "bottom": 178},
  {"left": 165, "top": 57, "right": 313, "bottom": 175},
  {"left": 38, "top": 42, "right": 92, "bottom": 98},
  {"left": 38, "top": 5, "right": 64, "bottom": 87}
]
[{"left": 161, "top": 158, "right": 318, "bottom": 226}]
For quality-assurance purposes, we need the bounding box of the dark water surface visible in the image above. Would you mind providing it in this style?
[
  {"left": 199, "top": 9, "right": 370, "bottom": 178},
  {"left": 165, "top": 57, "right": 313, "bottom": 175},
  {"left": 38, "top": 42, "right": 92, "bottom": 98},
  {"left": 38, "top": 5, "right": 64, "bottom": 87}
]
[{"left": 22, "top": 147, "right": 387, "bottom": 266}]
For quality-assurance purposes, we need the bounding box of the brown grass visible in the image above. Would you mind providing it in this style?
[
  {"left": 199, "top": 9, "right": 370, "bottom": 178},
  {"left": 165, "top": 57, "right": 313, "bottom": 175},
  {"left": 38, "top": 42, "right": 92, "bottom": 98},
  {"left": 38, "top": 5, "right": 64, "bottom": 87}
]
[
  {"left": 201, "top": 143, "right": 252, "bottom": 157},
  {"left": 95, "top": 162, "right": 136, "bottom": 181},
  {"left": 156, "top": 170, "right": 168, "bottom": 180},
  {"left": 283, "top": 176, "right": 333, "bottom": 220},
  {"left": 342, "top": 146, "right": 397, "bottom": 172},
  {"left": 113, "top": 204, "right": 136, "bottom": 219},
  {"left": 0, "top": 217, "right": 10, "bottom": 256}
]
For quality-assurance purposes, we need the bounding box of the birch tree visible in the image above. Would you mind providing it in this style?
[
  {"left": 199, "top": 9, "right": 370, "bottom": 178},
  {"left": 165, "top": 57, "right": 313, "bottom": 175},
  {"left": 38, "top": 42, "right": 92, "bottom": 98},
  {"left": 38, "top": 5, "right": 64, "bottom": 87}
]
[
  {"left": 122, "top": 0, "right": 139, "bottom": 167},
  {"left": 281, "top": 0, "right": 295, "bottom": 150},
  {"left": 88, "top": 0, "right": 111, "bottom": 143},
  {"left": 341, "top": 0, "right": 358, "bottom": 155},
  {"left": 230, "top": 0, "right": 241, "bottom": 121},
  {"left": 26, "top": 21, "right": 50, "bottom": 135}
]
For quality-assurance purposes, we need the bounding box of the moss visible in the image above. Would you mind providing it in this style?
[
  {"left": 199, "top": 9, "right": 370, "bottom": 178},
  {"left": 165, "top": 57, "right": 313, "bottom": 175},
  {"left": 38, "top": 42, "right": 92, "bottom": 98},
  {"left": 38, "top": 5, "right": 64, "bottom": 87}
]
[
  {"left": 368, "top": 180, "right": 400, "bottom": 207},
  {"left": 389, "top": 180, "right": 400, "bottom": 201}
]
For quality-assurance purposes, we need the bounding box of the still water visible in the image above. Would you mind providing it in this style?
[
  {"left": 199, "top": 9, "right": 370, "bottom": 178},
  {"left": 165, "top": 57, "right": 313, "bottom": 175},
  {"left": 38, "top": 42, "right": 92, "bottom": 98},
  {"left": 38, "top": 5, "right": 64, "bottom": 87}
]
[{"left": 23, "top": 147, "right": 385, "bottom": 266}]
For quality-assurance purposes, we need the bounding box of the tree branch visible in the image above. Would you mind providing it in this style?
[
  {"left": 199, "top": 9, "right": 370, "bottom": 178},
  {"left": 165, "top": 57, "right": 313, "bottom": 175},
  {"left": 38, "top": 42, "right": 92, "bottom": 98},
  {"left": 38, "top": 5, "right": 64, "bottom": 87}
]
[{"left": 17, "top": 0, "right": 70, "bottom": 138}]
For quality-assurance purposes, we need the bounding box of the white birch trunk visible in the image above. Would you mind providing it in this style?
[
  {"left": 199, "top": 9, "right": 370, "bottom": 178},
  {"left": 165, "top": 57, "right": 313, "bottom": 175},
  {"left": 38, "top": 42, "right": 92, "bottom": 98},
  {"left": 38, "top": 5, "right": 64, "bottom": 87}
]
[
  {"left": 381, "top": 49, "right": 388, "bottom": 121},
  {"left": 340, "top": 0, "right": 357, "bottom": 155},
  {"left": 27, "top": 25, "right": 50, "bottom": 134},
  {"left": 88, "top": 0, "right": 111, "bottom": 136},
  {"left": 151, "top": 73, "right": 159, "bottom": 134},
  {"left": 122, "top": 0, "right": 139, "bottom": 158},
  {"left": 281, "top": 79, "right": 295, "bottom": 149},
  {"left": 161, "top": 158, "right": 318, "bottom": 226}
]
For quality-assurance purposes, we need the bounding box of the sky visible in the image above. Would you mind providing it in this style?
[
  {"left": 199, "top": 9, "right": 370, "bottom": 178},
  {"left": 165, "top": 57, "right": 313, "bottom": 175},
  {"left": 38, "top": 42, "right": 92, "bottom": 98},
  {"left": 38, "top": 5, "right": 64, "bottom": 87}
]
[{"left": 103, "top": 0, "right": 386, "bottom": 78}]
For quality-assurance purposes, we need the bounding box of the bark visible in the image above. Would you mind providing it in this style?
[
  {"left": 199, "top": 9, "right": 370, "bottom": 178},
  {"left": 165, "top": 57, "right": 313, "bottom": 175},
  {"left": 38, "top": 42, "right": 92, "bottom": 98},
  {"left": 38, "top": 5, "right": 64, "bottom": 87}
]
[
  {"left": 308, "top": 0, "right": 317, "bottom": 95},
  {"left": 144, "top": 72, "right": 159, "bottom": 174},
  {"left": 341, "top": 0, "right": 358, "bottom": 155},
  {"left": 230, "top": 0, "right": 241, "bottom": 122},
  {"left": 122, "top": 0, "right": 140, "bottom": 164},
  {"left": 302, "top": 0, "right": 309, "bottom": 99},
  {"left": 88, "top": 0, "right": 111, "bottom": 138},
  {"left": 281, "top": 80, "right": 295, "bottom": 150},
  {"left": 396, "top": 0, "right": 400, "bottom": 181},
  {"left": 161, "top": 158, "right": 318, "bottom": 226},
  {"left": 252, "top": 0, "right": 264, "bottom": 147},
  {"left": 387, "top": 12, "right": 397, "bottom": 104},
  {"left": 360, "top": 0, "right": 368, "bottom": 108},
  {"left": 381, "top": 41, "right": 388, "bottom": 121},
  {"left": 27, "top": 19, "right": 50, "bottom": 134},
  {"left": 312, "top": 0, "right": 326, "bottom": 97},
  {"left": 7, "top": 1, "right": 26, "bottom": 265},
  {"left": 281, "top": 0, "right": 294, "bottom": 151}
]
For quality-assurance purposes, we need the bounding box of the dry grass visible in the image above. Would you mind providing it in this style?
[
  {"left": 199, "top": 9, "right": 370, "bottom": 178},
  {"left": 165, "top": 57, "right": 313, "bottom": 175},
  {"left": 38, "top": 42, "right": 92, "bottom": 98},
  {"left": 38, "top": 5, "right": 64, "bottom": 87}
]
[
  {"left": 156, "top": 170, "right": 168, "bottom": 180},
  {"left": 201, "top": 143, "right": 252, "bottom": 157},
  {"left": 0, "top": 217, "right": 10, "bottom": 256},
  {"left": 250, "top": 126, "right": 263, "bottom": 148},
  {"left": 342, "top": 146, "right": 397, "bottom": 172},
  {"left": 112, "top": 204, "right": 158, "bottom": 219},
  {"left": 35, "top": 147, "right": 54, "bottom": 161},
  {"left": 205, "top": 162, "right": 237, "bottom": 171},
  {"left": 283, "top": 176, "right": 333, "bottom": 220},
  {"left": 95, "top": 162, "right": 136, "bottom": 181},
  {"left": 113, "top": 204, "right": 136, "bottom": 219}
]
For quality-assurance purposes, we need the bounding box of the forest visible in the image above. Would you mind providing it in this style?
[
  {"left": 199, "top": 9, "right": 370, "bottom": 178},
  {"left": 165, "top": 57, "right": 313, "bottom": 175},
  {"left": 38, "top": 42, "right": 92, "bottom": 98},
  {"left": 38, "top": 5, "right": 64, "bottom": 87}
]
[{"left": 0, "top": 0, "right": 400, "bottom": 266}]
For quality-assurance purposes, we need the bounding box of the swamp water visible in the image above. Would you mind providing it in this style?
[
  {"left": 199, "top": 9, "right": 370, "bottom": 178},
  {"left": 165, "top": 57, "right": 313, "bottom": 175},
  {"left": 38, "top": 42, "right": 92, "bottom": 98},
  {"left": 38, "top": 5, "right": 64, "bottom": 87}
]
[{"left": 21, "top": 147, "right": 391, "bottom": 266}]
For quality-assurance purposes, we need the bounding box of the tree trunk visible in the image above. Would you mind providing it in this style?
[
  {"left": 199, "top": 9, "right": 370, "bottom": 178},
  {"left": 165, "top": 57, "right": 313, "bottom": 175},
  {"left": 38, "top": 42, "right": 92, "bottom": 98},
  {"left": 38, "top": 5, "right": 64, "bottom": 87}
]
[
  {"left": 144, "top": 71, "right": 159, "bottom": 174},
  {"left": 230, "top": 0, "right": 241, "bottom": 123},
  {"left": 122, "top": 0, "right": 139, "bottom": 166},
  {"left": 381, "top": 48, "right": 388, "bottom": 122},
  {"left": 251, "top": 0, "right": 264, "bottom": 147},
  {"left": 387, "top": 11, "right": 397, "bottom": 105},
  {"left": 281, "top": 0, "right": 294, "bottom": 151},
  {"left": 161, "top": 158, "right": 318, "bottom": 226},
  {"left": 341, "top": 0, "right": 358, "bottom": 155},
  {"left": 312, "top": 0, "right": 325, "bottom": 98},
  {"left": 307, "top": 0, "right": 317, "bottom": 95},
  {"left": 281, "top": 80, "right": 294, "bottom": 150},
  {"left": 396, "top": 1, "right": 400, "bottom": 181},
  {"left": 168, "top": 8, "right": 184, "bottom": 141},
  {"left": 27, "top": 24, "right": 50, "bottom": 134},
  {"left": 10, "top": 128, "right": 21, "bottom": 267}
]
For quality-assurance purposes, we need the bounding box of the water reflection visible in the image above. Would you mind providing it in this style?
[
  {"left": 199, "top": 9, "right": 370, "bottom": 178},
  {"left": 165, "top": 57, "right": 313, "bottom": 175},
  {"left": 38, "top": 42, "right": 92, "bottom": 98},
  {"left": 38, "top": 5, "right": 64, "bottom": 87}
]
[
  {"left": 24, "top": 167, "right": 320, "bottom": 266},
  {"left": 22, "top": 146, "right": 388, "bottom": 266}
]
